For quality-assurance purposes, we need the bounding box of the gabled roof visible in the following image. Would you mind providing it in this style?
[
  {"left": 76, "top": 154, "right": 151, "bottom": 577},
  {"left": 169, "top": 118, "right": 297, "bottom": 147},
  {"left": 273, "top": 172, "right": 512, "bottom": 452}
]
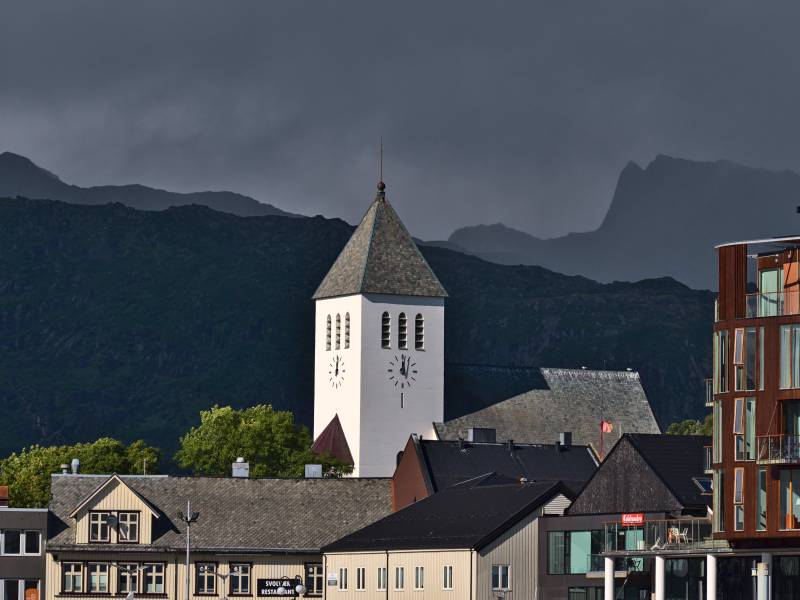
[
  {"left": 49, "top": 475, "right": 392, "bottom": 552},
  {"left": 311, "top": 414, "right": 354, "bottom": 465},
  {"left": 323, "top": 474, "right": 567, "bottom": 553},
  {"left": 68, "top": 474, "right": 159, "bottom": 519},
  {"left": 434, "top": 368, "right": 660, "bottom": 450},
  {"left": 312, "top": 185, "right": 447, "bottom": 300}
]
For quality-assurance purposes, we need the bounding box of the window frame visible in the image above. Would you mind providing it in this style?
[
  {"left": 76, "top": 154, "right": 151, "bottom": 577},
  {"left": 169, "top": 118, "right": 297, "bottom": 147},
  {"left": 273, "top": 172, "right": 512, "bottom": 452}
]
[
  {"left": 23, "top": 530, "right": 41, "bottom": 555},
  {"left": 326, "top": 315, "right": 332, "bottom": 351},
  {"left": 62, "top": 562, "right": 84, "bottom": 594},
  {"left": 377, "top": 567, "right": 387, "bottom": 592},
  {"left": 338, "top": 567, "right": 348, "bottom": 591},
  {"left": 88, "top": 511, "right": 111, "bottom": 543},
  {"left": 304, "top": 563, "right": 323, "bottom": 597},
  {"left": 443, "top": 565, "right": 453, "bottom": 590},
  {"left": 1, "top": 529, "right": 22, "bottom": 555},
  {"left": 398, "top": 313, "right": 408, "bottom": 350},
  {"left": 229, "top": 562, "right": 252, "bottom": 596},
  {"left": 118, "top": 562, "right": 140, "bottom": 594},
  {"left": 414, "top": 566, "right": 424, "bottom": 590},
  {"left": 143, "top": 563, "right": 166, "bottom": 594},
  {"left": 344, "top": 313, "right": 350, "bottom": 349},
  {"left": 415, "top": 313, "right": 424, "bottom": 350},
  {"left": 491, "top": 564, "right": 511, "bottom": 591},
  {"left": 88, "top": 562, "right": 110, "bottom": 594},
  {"left": 195, "top": 561, "right": 218, "bottom": 595},
  {"left": 355, "top": 566, "right": 366, "bottom": 591},
  {"left": 734, "top": 467, "right": 745, "bottom": 505},
  {"left": 335, "top": 314, "right": 341, "bottom": 350},
  {"left": 394, "top": 566, "right": 405, "bottom": 591},
  {"left": 117, "top": 511, "right": 140, "bottom": 543},
  {"left": 381, "top": 312, "right": 391, "bottom": 349}
]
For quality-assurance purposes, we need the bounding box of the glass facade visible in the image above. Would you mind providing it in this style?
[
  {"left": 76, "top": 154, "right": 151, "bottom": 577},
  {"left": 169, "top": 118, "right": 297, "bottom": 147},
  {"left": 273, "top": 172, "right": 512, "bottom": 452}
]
[
  {"left": 781, "top": 324, "right": 800, "bottom": 389},
  {"left": 781, "top": 469, "right": 800, "bottom": 530},
  {"left": 547, "top": 530, "right": 603, "bottom": 575}
]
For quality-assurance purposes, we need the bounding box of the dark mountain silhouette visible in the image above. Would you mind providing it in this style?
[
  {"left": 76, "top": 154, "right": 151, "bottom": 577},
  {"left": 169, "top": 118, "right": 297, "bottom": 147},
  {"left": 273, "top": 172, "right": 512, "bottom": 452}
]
[
  {"left": 449, "top": 155, "right": 800, "bottom": 289},
  {"left": 0, "top": 196, "right": 712, "bottom": 459},
  {"left": 0, "top": 151, "right": 298, "bottom": 217}
]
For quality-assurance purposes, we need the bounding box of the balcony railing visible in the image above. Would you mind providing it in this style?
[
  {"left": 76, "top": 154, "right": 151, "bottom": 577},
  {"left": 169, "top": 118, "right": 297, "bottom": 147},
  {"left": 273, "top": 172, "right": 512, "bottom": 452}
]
[
  {"left": 746, "top": 290, "right": 800, "bottom": 318},
  {"left": 704, "top": 378, "right": 713, "bottom": 406},
  {"left": 588, "top": 554, "right": 652, "bottom": 574},
  {"left": 703, "top": 446, "right": 713, "bottom": 473},
  {"left": 604, "top": 519, "right": 713, "bottom": 554},
  {"left": 757, "top": 434, "right": 800, "bottom": 464}
]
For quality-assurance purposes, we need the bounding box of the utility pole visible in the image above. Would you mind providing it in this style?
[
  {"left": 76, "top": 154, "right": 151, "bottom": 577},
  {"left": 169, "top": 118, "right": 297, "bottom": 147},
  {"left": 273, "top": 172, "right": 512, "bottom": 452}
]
[{"left": 178, "top": 500, "right": 199, "bottom": 600}]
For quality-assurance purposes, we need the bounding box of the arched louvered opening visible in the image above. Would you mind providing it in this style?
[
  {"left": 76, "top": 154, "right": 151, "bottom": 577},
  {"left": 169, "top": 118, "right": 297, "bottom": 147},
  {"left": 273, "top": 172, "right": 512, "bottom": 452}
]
[
  {"left": 415, "top": 313, "right": 424, "bottom": 350},
  {"left": 326, "top": 315, "right": 332, "bottom": 351},
  {"left": 398, "top": 313, "right": 408, "bottom": 350},
  {"left": 345, "top": 313, "right": 350, "bottom": 349},
  {"left": 335, "top": 314, "right": 341, "bottom": 350},
  {"left": 381, "top": 312, "right": 391, "bottom": 348}
]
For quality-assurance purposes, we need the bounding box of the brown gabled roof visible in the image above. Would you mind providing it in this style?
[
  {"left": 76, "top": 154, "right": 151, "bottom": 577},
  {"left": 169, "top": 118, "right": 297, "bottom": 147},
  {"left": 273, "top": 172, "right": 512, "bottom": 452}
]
[{"left": 311, "top": 414, "right": 354, "bottom": 465}]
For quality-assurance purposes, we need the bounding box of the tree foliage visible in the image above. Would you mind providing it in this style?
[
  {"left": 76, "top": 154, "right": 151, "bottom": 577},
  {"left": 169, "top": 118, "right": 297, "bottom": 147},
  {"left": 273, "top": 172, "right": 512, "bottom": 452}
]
[
  {"left": 666, "top": 414, "right": 712, "bottom": 436},
  {"left": 174, "top": 404, "right": 351, "bottom": 478},
  {"left": 0, "top": 438, "right": 161, "bottom": 508}
]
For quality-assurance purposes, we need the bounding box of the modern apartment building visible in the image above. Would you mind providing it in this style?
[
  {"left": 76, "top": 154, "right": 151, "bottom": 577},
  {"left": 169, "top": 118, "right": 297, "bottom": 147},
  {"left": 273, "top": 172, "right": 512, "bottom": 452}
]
[{"left": 0, "top": 486, "right": 47, "bottom": 600}]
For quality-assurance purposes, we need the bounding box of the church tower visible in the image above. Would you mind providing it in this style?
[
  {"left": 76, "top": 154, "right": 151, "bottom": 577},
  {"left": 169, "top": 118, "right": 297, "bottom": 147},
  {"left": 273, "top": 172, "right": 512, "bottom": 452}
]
[{"left": 311, "top": 181, "right": 447, "bottom": 477}]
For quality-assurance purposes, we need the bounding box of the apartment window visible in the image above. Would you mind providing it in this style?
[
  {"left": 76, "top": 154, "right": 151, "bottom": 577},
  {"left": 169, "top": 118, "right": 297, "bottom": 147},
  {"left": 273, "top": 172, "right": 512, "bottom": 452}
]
[
  {"left": 443, "top": 565, "right": 453, "bottom": 590},
  {"left": 1, "top": 530, "right": 20, "bottom": 554},
  {"left": 759, "top": 327, "right": 765, "bottom": 391},
  {"left": 713, "top": 470, "right": 725, "bottom": 533},
  {"left": 89, "top": 512, "right": 110, "bottom": 542},
  {"left": 377, "top": 567, "right": 387, "bottom": 592},
  {"left": 356, "top": 567, "right": 366, "bottom": 591},
  {"left": 344, "top": 313, "right": 350, "bottom": 349},
  {"left": 143, "top": 564, "right": 165, "bottom": 594},
  {"left": 734, "top": 328, "right": 757, "bottom": 391},
  {"left": 335, "top": 314, "right": 341, "bottom": 350},
  {"left": 89, "top": 563, "right": 109, "bottom": 593},
  {"left": 548, "top": 530, "right": 603, "bottom": 574},
  {"left": 568, "top": 588, "right": 604, "bottom": 600},
  {"left": 326, "top": 315, "right": 332, "bottom": 351},
  {"left": 63, "top": 562, "right": 83, "bottom": 593},
  {"left": 24, "top": 530, "right": 40, "bottom": 554},
  {"left": 781, "top": 324, "right": 800, "bottom": 389},
  {"left": 781, "top": 469, "right": 800, "bottom": 530},
  {"left": 339, "top": 568, "right": 348, "bottom": 591},
  {"left": 734, "top": 467, "right": 744, "bottom": 504},
  {"left": 759, "top": 268, "right": 781, "bottom": 316},
  {"left": 118, "top": 512, "right": 139, "bottom": 542},
  {"left": 757, "top": 468, "right": 767, "bottom": 531},
  {"left": 713, "top": 401, "right": 723, "bottom": 463},
  {"left": 196, "top": 563, "right": 217, "bottom": 594},
  {"left": 118, "top": 563, "right": 139, "bottom": 594},
  {"left": 491, "top": 565, "right": 511, "bottom": 590},
  {"left": 734, "top": 397, "right": 756, "bottom": 461},
  {"left": 381, "top": 312, "right": 391, "bottom": 348},
  {"left": 395, "top": 566, "right": 405, "bottom": 590},
  {"left": 415, "top": 313, "right": 424, "bottom": 350},
  {"left": 414, "top": 566, "right": 424, "bottom": 590},
  {"left": 230, "top": 563, "right": 251, "bottom": 595},
  {"left": 714, "top": 330, "right": 729, "bottom": 393},
  {"left": 305, "top": 563, "right": 323, "bottom": 596},
  {"left": 398, "top": 313, "right": 408, "bottom": 349}
]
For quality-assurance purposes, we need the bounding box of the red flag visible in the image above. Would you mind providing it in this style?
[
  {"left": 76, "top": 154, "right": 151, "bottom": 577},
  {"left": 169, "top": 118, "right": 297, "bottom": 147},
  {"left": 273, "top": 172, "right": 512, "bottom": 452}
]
[{"left": 601, "top": 420, "right": 613, "bottom": 433}]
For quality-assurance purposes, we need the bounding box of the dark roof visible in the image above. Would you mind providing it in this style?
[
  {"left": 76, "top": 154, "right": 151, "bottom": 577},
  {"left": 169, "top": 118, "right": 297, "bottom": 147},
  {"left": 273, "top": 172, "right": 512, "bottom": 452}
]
[
  {"left": 418, "top": 438, "right": 598, "bottom": 496},
  {"left": 435, "top": 368, "right": 660, "bottom": 451},
  {"left": 313, "top": 188, "right": 447, "bottom": 299},
  {"left": 323, "top": 474, "right": 566, "bottom": 552},
  {"left": 626, "top": 434, "right": 711, "bottom": 510},
  {"left": 311, "top": 414, "right": 354, "bottom": 465},
  {"left": 48, "top": 474, "right": 391, "bottom": 552}
]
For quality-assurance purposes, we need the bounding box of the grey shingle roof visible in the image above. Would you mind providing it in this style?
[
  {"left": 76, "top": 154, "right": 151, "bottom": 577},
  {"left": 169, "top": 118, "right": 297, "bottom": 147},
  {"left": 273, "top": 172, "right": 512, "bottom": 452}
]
[
  {"left": 48, "top": 474, "right": 392, "bottom": 553},
  {"left": 434, "top": 368, "right": 660, "bottom": 453},
  {"left": 312, "top": 188, "right": 447, "bottom": 299}
]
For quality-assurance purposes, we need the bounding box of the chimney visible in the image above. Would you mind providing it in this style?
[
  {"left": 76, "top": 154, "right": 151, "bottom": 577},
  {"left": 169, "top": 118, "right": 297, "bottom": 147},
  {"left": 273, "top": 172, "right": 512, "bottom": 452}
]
[
  {"left": 70, "top": 458, "right": 80, "bottom": 474},
  {"left": 304, "top": 464, "right": 323, "bottom": 479},
  {"left": 457, "top": 437, "right": 466, "bottom": 451},
  {"left": 559, "top": 432, "right": 572, "bottom": 449},
  {"left": 0, "top": 486, "right": 8, "bottom": 508},
  {"left": 60, "top": 464, "right": 70, "bottom": 475},
  {"left": 506, "top": 439, "right": 515, "bottom": 456},
  {"left": 231, "top": 457, "right": 250, "bottom": 478},
  {"left": 467, "top": 427, "right": 496, "bottom": 444}
]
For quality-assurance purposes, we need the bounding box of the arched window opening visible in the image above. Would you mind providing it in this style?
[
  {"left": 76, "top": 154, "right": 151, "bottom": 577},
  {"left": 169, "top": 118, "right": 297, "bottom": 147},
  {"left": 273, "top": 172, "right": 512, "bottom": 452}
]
[
  {"left": 326, "top": 315, "right": 332, "bottom": 351},
  {"left": 381, "top": 312, "right": 391, "bottom": 349},
  {"left": 398, "top": 313, "right": 408, "bottom": 350},
  {"left": 345, "top": 313, "right": 351, "bottom": 349},
  {"left": 415, "top": 314, "right": 425, "bottom": 350},
  {"left": 335, "top": 314, "right": 341, "bottom": 350}
]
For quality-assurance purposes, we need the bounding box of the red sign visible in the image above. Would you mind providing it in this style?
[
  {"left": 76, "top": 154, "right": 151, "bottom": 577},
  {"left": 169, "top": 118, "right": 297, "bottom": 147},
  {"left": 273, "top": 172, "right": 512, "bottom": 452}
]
[
  {"left": 25, "top": 589, "right": 38, "bottom": 600},
  {"left": 621, "top": 513, "right": 644, "bottom": 526}
]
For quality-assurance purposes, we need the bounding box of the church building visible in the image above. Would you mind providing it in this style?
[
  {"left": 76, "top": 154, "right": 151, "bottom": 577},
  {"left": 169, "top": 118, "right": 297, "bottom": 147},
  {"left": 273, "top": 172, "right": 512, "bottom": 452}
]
[{"left": 311, "top": 181, "right": 447, "bottom": 477}]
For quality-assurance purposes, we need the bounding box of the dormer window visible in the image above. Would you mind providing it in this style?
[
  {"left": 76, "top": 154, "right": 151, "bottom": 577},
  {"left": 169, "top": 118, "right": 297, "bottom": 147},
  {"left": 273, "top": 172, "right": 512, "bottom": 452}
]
[
  {"left": 89, "top": 512, "right": 110, "bottom": 543},
  {"left": 118, "top": 512, "right": 139, "bottom": 542}
]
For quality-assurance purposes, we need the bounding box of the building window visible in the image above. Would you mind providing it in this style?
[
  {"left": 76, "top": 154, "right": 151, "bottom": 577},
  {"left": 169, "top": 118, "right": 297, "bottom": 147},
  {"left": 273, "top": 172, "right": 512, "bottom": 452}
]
[
  {"left": 414, "top": 566, "right": 424, "bottom": 590},
  {"left": 414, "top": 313, "right": 424, "bottom": 350},
  {"left": 381, "top": 312, "right": 391, "bottom": 348},
  {"left": 759, "top": 326, "right": 765, "bottom": 391},
  {"left": 305, "top": 563, "right": 323, "bottom": 596},
  {"left": 63, "top": 562, "right": 83, "bottom": 593},
  {"left": 757, "top": 468, "right": 767, "bottom": 531},
  {"left": 88, "top": 563, "right": 109, "bottom": 593},
  {"left": 568, "top": 588, "right": 604, "bottom": 600},
  {"left": 443, "top": 565, "right": 453, "bottom": 590},
  {"left": 356, "top": 567, "right": 366, "bottom": 590},
  {"left": 395, "top": 566, "right": 404, "bottom": 590},
  {"left": 734, "top": 397, "right": 756, "bottom": 461},
  {"left": 344, "top": 313, "right": 350, "bottom": 349},
  {"left": 326, "top": 315, "right": 332, "bottom": 351},
  {"left": 714, "top": 330, "right": 729, "bottom": 393},
  {"left": 339, "top": 568, "right": 348, "bottom": 590},
  {"left": 781, "top": 469, "right": 800, "bottom": 529},
  {"left": 759, "top": 268, "right": 781, "bottom": 316},
  {"left": 230, "top": 563, "right": 251, "bottom": 595},
  {"left": 89, "top": 512, "right": 110, "bottom": 542},
  {"left": 196, "top": 563, "right": 217, "bottom": 594},
  {"left": 548, "top": 530, "right": 603, "bottom": 574},
  {"left": 713, "top": 401, "right": 723, "bottom": 463},
  {"left": 144, "top": 563, "right": 165, "bottom": 594},
  {"left": 735, "top": 505, "right": 745, "bottom": 531},
  {"left": 1, "top": 530, "right": 21, "bottom": 554},
  {"left": 781, "top": 324, "right": 800, "bottom": 389},
  {"left": 335, "top": 314, "right": 341, "bottom": 350},
  {"left": 491, "top": 565, "right": 510, "bottom": 590},
  {"left": 24, "top": 530, "right": 40, "bottom": 554},
  {"left": 398, "top": 313, "right": 408, "bottom": 349},
  {"left": 377, "top": 567, "right": 387, "bottom": 591},
  {"left": 713, "top": 470, "right": 725, "bottom": 533},
  {"left": 118, "top": 563, "right": 140, "bottom": 594},
  {"left": 734, "top": 328, "right": 757, "bottom": 391},
  {"left": 118, "top": 512, "right": 139, "bottom": 543},
  {"left": 734, "top": 467, "right": 744, "bottom": 504}
]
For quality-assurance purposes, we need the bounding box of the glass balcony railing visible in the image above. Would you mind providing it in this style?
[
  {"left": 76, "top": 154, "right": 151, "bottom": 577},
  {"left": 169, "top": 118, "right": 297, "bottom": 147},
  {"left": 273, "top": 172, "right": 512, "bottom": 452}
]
[
  {"left": 704, "top": 378, "right": 713, "bottom": 406},
  {"left": 603, "top": 519, "right": 714, "bottom": 554},
  {"left": 588, "top": 554, "right": 651, "bottom": 573},
  {"left": 757, "top": 434, "right": 800, "bottom": 464},
  {"left": 746, "top": 290, "right": 800, "bottom": 317}
]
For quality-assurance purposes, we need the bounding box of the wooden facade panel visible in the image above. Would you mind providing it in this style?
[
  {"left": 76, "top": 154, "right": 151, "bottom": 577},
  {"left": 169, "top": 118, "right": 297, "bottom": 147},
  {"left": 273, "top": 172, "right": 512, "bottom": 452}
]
[
  {"left": 74, "top": 478, "right": 154, "bottom": 544},
  {"left": 476, "top": 514, "right": 539, "bottom": 600}
]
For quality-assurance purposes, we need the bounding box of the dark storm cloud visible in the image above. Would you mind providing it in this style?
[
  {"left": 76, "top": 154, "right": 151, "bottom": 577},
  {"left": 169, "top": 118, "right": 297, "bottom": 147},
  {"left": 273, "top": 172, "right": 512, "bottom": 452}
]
[{"left": 2, "top": 1, "right": 800, "bottom": 238}]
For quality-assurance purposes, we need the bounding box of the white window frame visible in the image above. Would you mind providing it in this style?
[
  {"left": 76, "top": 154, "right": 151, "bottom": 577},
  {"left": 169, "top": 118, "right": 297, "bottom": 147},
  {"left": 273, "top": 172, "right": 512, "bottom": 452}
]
[
  {"left": 89, "top": 511, "right": 111, "bottom": 542},
  {"left": 144, "top": 563, "right": 165, "bottom": 594},
  {"left": 23, "top": 530, "right": 41, "bottom": 555},
  {"left": 118, "top": 512, "right": 139, "bottom": 543},
  {"left": 305, "top": 563, "right": 323, "bottom": 596},
  {"left": 492, "top": 564, "right": 511, "bottom": 591},
  {"left": 443, "top": 565, "right": 453, "bottom": 590},
  {"left": 339, "top": 568, "right": 348, "bottom": 591},
  {"left": 414, "top": 566, "right": 424, "bottom": 590},
  {"left": 356, "top": 567, "right": 366, "bottom": 591},
  {"left": 230, "top": 563, "right": 251, "bottom": 595},
  {"left": 63, "top": 562, "right": 84, "bottom": 593},
  {"left": 377, "top": 567, "right": 387, "bottom": 591},
  {"left": 118, "top": 562, "right": 140, "bottom": 594},
  {"left": 1, "top": 529, "right": 22, "bottom": 555},
  {"left": 395, "top": 566, "right": 405, "bottom": 590},
  {"left": 88, "top": 563, "right": 110, "bottom": 593},
  {"left": 195, "top": 562, "right": 217, "bottom": 594}
]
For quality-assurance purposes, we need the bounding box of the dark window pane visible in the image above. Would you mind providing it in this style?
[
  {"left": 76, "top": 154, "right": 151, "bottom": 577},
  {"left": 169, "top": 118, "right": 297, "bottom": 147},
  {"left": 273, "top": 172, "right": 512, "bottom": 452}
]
[
  {"left": 4, "top": 530, "right": 21, "bottom": 554},
  {"left": 25, "top": 531, "right": 40, "bottom": 554}
]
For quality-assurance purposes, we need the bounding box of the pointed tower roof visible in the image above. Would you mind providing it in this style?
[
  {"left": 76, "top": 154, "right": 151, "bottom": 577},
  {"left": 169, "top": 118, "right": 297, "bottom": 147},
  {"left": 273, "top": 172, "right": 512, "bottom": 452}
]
[
  {"left": 313, "top": 182, "right": 448, "bottom": 300},
  {"left": 311, "top": 414, "right": 354, "bottom": 465}
]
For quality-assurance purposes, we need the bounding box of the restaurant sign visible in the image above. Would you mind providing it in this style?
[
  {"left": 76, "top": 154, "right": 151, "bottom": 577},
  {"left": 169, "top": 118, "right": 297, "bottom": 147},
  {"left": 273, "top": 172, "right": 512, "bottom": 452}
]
[
  {"left": 621, "top": 513, "right": 644, "bottom": 526},
  {"left": 257, "top": 577, "right": 302, "bottom": 597}
]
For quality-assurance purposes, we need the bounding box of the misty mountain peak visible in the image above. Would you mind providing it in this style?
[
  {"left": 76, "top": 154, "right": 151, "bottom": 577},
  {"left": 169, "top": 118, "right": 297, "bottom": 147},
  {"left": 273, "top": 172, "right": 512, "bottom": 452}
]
[{"left": 0, "top": 151, "right": 62, "bottom": 182}]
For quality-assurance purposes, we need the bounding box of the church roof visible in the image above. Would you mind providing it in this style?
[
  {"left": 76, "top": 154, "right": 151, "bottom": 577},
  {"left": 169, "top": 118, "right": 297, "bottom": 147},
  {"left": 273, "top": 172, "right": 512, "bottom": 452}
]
[
  {"left": 312, "top": 184, "right": 447, "bottom": 300},
  {"left": 311, "top": 414, "right": 354, "bottom": 465}
]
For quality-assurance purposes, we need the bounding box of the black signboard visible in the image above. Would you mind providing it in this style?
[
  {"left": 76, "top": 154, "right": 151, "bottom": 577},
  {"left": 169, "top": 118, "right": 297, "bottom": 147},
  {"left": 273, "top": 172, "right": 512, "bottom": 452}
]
[{"left": 257, "top": 577, "right": 302, "bottom": 597}]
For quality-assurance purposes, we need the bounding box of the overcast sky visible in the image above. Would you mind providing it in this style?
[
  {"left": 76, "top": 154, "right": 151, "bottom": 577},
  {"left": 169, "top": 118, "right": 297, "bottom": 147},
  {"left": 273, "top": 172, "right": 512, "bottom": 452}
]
[{"left": 2, "top": 1, "right": 800, "bottom": 239}]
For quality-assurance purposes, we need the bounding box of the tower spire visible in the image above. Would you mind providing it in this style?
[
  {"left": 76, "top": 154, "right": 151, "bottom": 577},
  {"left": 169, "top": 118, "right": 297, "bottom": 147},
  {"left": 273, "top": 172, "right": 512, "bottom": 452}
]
[{"left": 377, "top": 137, "right": 386, "bottom": 198}]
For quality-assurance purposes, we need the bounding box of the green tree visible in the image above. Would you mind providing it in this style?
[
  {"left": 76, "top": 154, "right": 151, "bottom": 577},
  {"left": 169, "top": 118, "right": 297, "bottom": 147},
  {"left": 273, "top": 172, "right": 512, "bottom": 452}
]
[
  {"left": 175, "top": 404, "right": 351, "bottom": 478},
  {"left": 666, "top": 414, "right": 713, "bottom": 436},
  {"left": 0, "top": 438, "right": 161, "bottom": 508}
]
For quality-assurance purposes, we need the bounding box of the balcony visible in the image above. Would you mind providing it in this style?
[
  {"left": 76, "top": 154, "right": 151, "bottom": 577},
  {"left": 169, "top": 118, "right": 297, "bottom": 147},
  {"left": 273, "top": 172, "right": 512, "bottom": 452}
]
[
  {"left": 704, "top": 446, "right": 713, "bottom": 474},
  {"left": 757, "top": 434, "right": 800, "bottom": 464},
  {"left": 746, "top": 290, "right": 800, "bottom": 318},
  {"left": 604, "top": 518, "right": 715, "bottom": 555},
  {"left": 704, "top": 378, "right": 713, "bottom": 407}
]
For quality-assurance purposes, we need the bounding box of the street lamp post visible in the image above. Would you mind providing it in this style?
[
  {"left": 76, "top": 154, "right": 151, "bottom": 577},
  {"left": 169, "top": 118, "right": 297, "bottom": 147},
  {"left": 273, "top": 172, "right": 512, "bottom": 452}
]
[{"left": 178, "top": 500, "right": 200, "bottom": 600}]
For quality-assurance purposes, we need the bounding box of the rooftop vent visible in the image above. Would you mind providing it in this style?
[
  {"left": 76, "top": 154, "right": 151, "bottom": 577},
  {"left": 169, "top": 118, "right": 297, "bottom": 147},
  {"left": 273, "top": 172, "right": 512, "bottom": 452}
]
[
  {"left": 559, "top": 432, "right": 572, "bottom": 449},
  {"left": 60, "top": 464, "right": 70, "bottom": 475},
  {"left": 305, "top": 464, "right": 323, "bottom": 479},
  {"left": 70, "top": 458, "right": 80, "bottom": 474},
  {"left": 231, "top": 457, "right": 249, "bottom": 478},
  {"left": 467, "top": 427, "right": 496, "bottom": 444},
  {"left": 0, "top": 485, "right": 8, "bottom": 508}
]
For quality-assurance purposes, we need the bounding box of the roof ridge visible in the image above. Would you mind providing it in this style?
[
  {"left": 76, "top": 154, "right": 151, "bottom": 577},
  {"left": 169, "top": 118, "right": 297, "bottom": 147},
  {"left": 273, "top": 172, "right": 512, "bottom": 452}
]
[{"left": 357, "top": 198, "right": 382, "bottom": 294}]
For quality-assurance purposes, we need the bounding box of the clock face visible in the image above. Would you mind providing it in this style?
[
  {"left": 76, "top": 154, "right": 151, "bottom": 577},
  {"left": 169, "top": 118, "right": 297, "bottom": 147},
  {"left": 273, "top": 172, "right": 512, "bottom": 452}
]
[
  {"left": 329, "top": 354, "right": 345, "bottom": 389},
  {"left": 387, "top": 353, "right": 418, "bottom": 390}
]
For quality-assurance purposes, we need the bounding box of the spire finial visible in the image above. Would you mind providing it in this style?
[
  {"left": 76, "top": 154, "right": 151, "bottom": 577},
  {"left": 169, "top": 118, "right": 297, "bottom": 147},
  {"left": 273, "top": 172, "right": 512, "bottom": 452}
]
[{"left": 377, "top": 137, "right": 386, "bottom": 197}]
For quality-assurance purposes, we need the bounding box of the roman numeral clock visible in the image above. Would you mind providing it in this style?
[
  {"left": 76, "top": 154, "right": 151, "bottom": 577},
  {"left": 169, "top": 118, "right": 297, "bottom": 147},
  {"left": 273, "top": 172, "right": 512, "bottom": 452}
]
[{"left": 387, "top": 353, "right": 417, "bottom": 408}]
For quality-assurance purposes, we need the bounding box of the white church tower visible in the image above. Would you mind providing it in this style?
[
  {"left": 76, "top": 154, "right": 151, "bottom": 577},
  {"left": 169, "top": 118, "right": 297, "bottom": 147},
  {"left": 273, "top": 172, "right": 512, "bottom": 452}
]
[{"left": 311, "top": 181, "right": 447, "bottom": 477}]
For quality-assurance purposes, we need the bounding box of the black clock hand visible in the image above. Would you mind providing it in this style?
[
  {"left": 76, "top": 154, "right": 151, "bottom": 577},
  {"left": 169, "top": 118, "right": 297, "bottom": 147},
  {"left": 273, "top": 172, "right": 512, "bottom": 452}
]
[{"left": 335, "top": 356, "right": 339, "bottom": 376}]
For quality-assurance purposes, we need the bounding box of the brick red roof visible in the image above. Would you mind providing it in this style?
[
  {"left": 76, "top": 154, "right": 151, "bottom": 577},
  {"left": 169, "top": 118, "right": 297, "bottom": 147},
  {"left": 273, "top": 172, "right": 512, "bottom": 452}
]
[{"left": 312, "top": 414, "right": 354, "bottom": 465}]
